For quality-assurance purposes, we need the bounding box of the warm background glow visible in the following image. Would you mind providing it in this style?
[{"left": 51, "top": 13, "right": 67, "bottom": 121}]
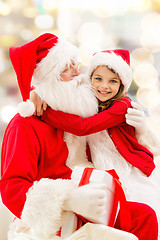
[{"left": 0, "top": 0, "right": 160, "bottom": 160}]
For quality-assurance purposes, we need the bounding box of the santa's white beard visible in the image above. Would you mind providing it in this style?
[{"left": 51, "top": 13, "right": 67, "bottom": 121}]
[{"left": 35, "top": 74, "right": 98, "bottom": 118}]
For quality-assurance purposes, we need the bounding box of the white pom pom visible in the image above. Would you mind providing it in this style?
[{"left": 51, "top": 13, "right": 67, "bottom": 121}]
[{"left": 17, "top": 100, "right": 35, "bottom": 117}]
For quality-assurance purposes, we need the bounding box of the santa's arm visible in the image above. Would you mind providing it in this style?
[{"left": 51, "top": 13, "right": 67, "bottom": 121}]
[
  {"left": 0, "top": 122, "right": 74, "bottom": 239},
  {"left": 41, "top": 98, "right": 130, "bottom": 136}
]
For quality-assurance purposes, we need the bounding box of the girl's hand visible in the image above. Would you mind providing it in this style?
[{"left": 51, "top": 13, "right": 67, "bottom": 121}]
[
  {"left": 125, "top": 101, "right": 146, "bottom": 135},
  {"left": 30, "top": 91, "right": 47, "bottom": 116}
]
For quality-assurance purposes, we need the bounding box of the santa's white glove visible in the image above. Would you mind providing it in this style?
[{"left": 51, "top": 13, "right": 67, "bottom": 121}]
[
  {"left": 64, "top": 184, "right": 106, "bottom": 222},
  {"left": 125, "top": 101, "right": 146, "bottom": 135}
]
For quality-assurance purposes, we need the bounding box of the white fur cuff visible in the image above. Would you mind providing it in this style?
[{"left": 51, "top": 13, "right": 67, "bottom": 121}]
[{"left": 21, "top": 178, "right": 74, "bottom": 239}]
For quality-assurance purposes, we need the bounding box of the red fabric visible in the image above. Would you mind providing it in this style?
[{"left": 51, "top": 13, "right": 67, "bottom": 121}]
[
  {"left": 94, "top": 49, "right": 130, "bottom": 65},
  {"left": 114, "top": 202, "right": 158, "bottom": 240},
  {"left": 0, "top": 114, "right": 72, "bottom": 218},
  {"left": 78, "top": 167, "right": 94, "bottom": 186},
  {"left": 9, "top": 33, "right": 58, "bottom": 101},
  {"left": 105, "top": 169, "right": 131, "bottom": 229},
  {"left": 41, "top": 97, "right": 155, "bottom": 176}
]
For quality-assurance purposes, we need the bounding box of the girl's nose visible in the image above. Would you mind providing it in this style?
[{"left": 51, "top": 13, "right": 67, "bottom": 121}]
[{"left": 101, "top": 82, "right": 109, "bottom": 89}]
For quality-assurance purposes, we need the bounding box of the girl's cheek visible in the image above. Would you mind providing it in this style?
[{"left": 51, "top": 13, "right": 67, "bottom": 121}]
[{"left": 92, "top": 81, "right": 98, "bottom": 88}]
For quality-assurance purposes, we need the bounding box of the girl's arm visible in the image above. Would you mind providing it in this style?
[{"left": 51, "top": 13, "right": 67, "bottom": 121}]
[{"left": 41, "top": 98, "right": 131, "bottom": 136}]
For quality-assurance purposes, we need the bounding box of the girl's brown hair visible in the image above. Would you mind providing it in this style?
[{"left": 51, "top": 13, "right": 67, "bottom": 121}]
[{"left": 91, "top": 66, "right": 127, "bottom": 112}]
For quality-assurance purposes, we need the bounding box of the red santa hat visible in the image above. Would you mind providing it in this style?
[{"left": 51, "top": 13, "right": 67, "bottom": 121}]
[
  {"left": 87, "top": 49, "right": 132, "bottom": 91},
  {"left": 9, "top": 33, "right": 80, "bottom": 101}
]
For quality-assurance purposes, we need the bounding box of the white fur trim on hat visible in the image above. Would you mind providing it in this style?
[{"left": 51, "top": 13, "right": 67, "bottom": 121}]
[
  {"left": 21, "top": 178, "right": 74, "bottom": 239},
  {"left": 87, "top": 52, "right": 133, "bottom": 91},
  {"left": 32, "top": 38, "right": 80, "bottom": 87}
]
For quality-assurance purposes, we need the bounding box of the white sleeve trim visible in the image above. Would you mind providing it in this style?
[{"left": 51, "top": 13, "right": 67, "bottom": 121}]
[{"left": 21, "top": 178, "right": 74, "bottom": 239}]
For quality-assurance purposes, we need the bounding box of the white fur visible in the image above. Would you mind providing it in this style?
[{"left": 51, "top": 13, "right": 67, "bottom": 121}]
[
  {"left": 35, "top": 74, "right": 98, "bottom": 118},
  {"left": 64, "top": 133, "right": 94, "bottom": 169},
  {"left": 8, "top": 217, "right": 61, "bottom": 240},
  {"left": 32, "top": 39, "right": 80, "bottom": 87},
  {"left": 20, "top": 179, "right": 74, "bottom": 239},
  {"left": 17, "top": 100, "right": 35, "bottom": 117},
  {"left": 87, "top": 52, "right": 132, "bottom": 91}
]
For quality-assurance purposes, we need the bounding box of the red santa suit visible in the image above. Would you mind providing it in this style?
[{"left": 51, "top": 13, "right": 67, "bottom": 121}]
[
  {"left": 0, "top": 113, "right": 74, "bottom": 237},
  {"left": 0, "top": 36, "right": 158, "bottom": 240}
]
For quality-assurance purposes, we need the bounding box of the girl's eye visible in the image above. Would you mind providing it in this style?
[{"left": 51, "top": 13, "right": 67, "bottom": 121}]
[
  {"left": 95, "top": 77, "right": 102, "bottom": 81},
  {"left": 110, "top": 79, "right": 117, "bottom": 83}
]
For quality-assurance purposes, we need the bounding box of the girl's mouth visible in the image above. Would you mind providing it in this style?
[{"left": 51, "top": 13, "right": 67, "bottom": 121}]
[{"left": 98, "top": 90, "right": 111, "bottom": 96}]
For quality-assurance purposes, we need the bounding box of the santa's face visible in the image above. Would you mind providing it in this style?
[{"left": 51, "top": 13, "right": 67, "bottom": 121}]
[{"left": 60, "top": 60, "right": 80, "bottom": 82}]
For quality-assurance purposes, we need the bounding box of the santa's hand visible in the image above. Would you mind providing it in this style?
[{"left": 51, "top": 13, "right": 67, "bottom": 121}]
[
  {"left": 64, "top": 184, "right": 106, "bottom": 222},
  {"left": 30, "top": 90, "right": 47, "bottom": 116},
  {"left": 125, "top": 101, "right": 146, "bottom": 135}
]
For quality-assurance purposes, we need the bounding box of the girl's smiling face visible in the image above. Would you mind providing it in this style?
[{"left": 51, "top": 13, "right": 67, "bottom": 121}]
[{"left": 91, "top": 66, "right": 121, "bottom": 102}]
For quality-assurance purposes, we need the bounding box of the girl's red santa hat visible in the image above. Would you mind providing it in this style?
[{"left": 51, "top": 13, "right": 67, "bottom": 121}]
[
  {"left": 9, "top": 33, "right": 80, "bottom": 101},
  {"left": 87, "top": 49, "right": 133, "bottom": 92}
]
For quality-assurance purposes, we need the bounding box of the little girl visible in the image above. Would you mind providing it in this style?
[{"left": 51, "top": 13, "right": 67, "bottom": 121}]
[{"left": 38, "top": 49, "right": 160, "bottom": 237}]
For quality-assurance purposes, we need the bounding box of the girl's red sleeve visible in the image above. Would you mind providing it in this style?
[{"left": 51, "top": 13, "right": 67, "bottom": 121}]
[{"left": 41, "top": 98, "right": 131, "bottom": 136}]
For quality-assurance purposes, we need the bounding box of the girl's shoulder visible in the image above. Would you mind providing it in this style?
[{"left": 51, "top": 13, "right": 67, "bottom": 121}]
[{"left": 113, "top": 96, "right": 131, "bottom": 108}]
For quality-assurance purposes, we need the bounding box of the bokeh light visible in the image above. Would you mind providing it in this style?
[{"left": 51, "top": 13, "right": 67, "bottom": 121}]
[
  {"left": 35, "top": 14, "right": 54, "bottom": 29},
  {"left": 1, "top": 105, "right": 17, "bottom": 124},
  {"left": 77, "top": 22, "right": 105, "bottom": 45},
  {"left": 0, "top": 2, "right": 11, "bottom": 16},
  {"left": 136, "top": 87, "right": 160, "bottom": 108},
  {"left": 141, "top": 12, "right": 160, "bottom": 52},
  {"left": 133, "top": 62, "right": 158, "bottom": 88},
  {"left": 43, "top": 0, "right": 58, "bottom": 10},
  {"left": 131, "top": 48, "right": 154, "bottom": 69}
]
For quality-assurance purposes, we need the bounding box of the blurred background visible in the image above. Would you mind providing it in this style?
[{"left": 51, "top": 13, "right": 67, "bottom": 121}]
[{"left": 0, "top": 0, "right": 160, "bottom": 160}]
